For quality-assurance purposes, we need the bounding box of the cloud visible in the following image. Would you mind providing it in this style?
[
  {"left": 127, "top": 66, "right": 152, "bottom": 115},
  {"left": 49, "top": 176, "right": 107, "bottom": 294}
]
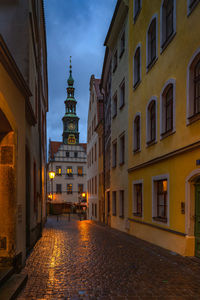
[{"left": 45, "top": 0, "right": 116, "bottom": 145}]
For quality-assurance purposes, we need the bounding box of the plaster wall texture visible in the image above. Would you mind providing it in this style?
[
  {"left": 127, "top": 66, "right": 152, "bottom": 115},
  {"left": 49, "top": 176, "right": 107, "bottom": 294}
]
[{"left": 128, "top": 0, "right": 200, "bottom": 256}]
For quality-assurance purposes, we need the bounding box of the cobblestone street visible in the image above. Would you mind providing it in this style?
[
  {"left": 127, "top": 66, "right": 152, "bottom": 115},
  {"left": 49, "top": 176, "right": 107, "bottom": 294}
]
[{"left": 18, "top": 216, "right": 200, "bottom": 299}]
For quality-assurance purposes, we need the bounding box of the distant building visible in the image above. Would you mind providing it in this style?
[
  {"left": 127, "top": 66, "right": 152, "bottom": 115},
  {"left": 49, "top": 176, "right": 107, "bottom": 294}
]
[
  {"left": 48, "top": 62, "right": 87, "bottom": 206},
  {"left": 87, "top": 75, "right": 103, "bottom": 220},
  {"left": 0, "top": 0, "right": 48, "bottom": 269},
  {"left": 100, "top": 47, "right": 112, "bottom": 225},
  {"left": 104, "top": 0, "right": 129, "bottom": 232}
]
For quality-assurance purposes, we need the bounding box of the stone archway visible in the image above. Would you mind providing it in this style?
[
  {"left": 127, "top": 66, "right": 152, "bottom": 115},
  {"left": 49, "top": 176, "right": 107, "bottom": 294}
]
[{"left": 0, "top": 108, "right": 16, "bottom": 267}]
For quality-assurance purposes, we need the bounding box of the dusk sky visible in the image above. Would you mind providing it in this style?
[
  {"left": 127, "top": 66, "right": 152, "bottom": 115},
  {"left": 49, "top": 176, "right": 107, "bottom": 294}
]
[{"left": 45, "top": 0, "right": 116, "bottom": 144}]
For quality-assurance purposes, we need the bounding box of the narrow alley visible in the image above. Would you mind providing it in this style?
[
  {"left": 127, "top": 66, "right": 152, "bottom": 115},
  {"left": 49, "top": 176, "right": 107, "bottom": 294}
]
[{"left": 18, "top": 216, "right": 200, "bottom": 299}]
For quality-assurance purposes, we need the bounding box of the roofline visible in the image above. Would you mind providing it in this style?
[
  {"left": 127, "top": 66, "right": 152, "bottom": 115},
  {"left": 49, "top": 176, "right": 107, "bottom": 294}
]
[{"left": 104, "top": 0, "right": 121, "bottom": 46}]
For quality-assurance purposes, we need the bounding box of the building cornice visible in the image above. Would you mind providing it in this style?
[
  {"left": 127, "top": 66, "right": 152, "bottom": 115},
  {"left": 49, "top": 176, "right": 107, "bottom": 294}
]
[{"left": 128, "top": 140, "right": 200, "bottom": 173}]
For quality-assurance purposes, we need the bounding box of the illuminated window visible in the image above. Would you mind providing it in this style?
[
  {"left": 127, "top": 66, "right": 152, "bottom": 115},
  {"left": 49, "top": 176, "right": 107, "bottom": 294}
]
[
  {"left": 67, "top": 166, "right": 73, "bottom": 177},
  {"left": 77, "top": 166, "right": 83, "bottom": 176},
  {"left": 152, "top": 175, "right": 169, "bottom": 223},
  {"left": 67, "top": 184, "right": 73, "bottom": 194},
  {"left": 56, "top": 166, "right": 62, "bottom": 176}
]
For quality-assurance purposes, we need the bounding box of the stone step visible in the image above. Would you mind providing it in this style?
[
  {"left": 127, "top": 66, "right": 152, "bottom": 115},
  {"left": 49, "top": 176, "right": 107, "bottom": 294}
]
[
  {"left": 0, "top": 272, "right": 28, "bottom": 300},
  {"left": 0, "top": 268, "right": 14, "bottom": 288}
]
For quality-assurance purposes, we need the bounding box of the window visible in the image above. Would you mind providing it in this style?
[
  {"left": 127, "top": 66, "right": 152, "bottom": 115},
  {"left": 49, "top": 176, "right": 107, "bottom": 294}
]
[
  {"left": 95, "top": 143, "right": 97, "bottom": 161},
  {"left": 153, "top": 177, "right": 168, "bottom": 223},
  {"left": 187, "top": 52, "right": 200, "bottom": 123},
  {"left": 112, "top": 94, "right": 117, "bottom": 118},
  {"left": 112, "top": 141, "right": 117, "bottom": 168},
  {"left": 112, "top": 191, "right": 117, "bottom": 216},
  {"left": 147, "top": 17, "right": 157, "bottom": 68},
  {"left": 119, "top": 81, "right": 125, "bottom": 108},
  {"left": 66, "top": 151, "right": 69, "bottom": 158},
  {"left": 133, "top": 114, "right": 141, "bottom": 152},
  {"left": 74, "top": 152, "right": 78, "bottom": 158},
  {"left": 113, "top": 50, "right": 118, "bottom": 73},
  {"left": 67, "top": 184, "right": 73, "bottom": 194},
  {"left": 187, "top": 0, "right": 199, "bottom": 15},
  {"left": 67, "top": 166, "right": 73, "bottom": 177},
  {"left": 194, "top": 59, "right": 200, "bottom": 115},
  {"left": 92, "top": 147, "right": 93, "bottom": 164},
  {"left": 95, "top": 176, "right": 97, "bottom": 194},
  {"left": 107, "top": 191, "right": 110, "bottom": 214},
  {"left": 56, "top": 166, "right": 62, "bottom": 176},
  {"left": 133, "top": 182, "right": 143, "bottom": 217},
  {"left": 95, "top": 204, "right": 97, "bottom": 218},
  {"left": 77, "top": 166, "right": 83, "bottom": 176},
  {"left": 134, "top": 0, "right": 141, "bottom": 21},
  {"left": 133, "top": 46, "right": 141, "bottom": 88},
  {"left": 56, "top": 184, "right": 62, "bottom": 194},
  {"left": 92, "top": 177, "right": 94, "bottom": 194},
  {"left": 160, "top": 81, "right": 175, "bottom": 136},
  {"left": 92, "top": 203, "right": 94, "bottom": 216},
  {"left": 119, "top": 190, "right": 124, "bottom": 218},
  {"left": 147, "top": 99, "right": 156, "bottom": 144},
  {"left": 120, "top": 31, "right": 125, "bottom": 58},
  {"left": 119, "top": 134, "right": 125, "bottom": 165},
  {"left": 78, "top": 184, "right": 84, "bottom": 194},
  {"left": 161, "top": 0, "right": 176, "bottom": 49}
]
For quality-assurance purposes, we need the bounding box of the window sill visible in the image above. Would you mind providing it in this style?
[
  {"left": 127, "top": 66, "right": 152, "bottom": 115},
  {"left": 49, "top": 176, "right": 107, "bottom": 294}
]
[
  {"left": 133, "top": 79, "right": 141, "bottom": 90},
  {"left": 133, "top": 148, "right": 141, "bottom": 154},
  {"left": 187, "top": 0, "right": 199, "bottom": 16},
  {"left": 146, "top": 139, "right": 157, "bottom": 147},
  {"left": 160, "top": 31, "right": 176, "bottom": 54},
  {"left": 153, "top": 217, "right": 167, "bottom": 223},
  {"left": 187, "top": 113, "right": 200, "bottom": 125},
  {"left": 160, "top": 129, "right": 175, "bottom": 140},
  {"left": 133, "top": 213, "right": 142, "bottom": 217},
  {"left": 119, "top": 49, "right": 125, "bottom": 59},
  {"left": 146, "top": 57, "right": 158, "bottom": 73}
]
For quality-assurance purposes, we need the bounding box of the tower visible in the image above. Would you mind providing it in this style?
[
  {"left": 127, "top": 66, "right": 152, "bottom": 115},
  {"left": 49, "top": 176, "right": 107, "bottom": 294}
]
[{"left": 62, "top": 57, "right": 80, "bottom": 144}]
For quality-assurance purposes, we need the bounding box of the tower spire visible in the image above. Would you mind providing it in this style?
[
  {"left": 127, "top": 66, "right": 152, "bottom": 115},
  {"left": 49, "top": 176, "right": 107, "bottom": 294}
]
[{"left": 67, "top": 56, "right": 74, "bottom": 87}]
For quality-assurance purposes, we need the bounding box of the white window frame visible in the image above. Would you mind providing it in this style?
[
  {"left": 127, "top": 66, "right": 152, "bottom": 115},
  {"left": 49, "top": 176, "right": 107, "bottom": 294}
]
[
  {"left": 187, "top": 0, "right": 199, "bottom": 15},
  {"left": 146, "top": 14, "right": 158, "bottom": 71},
  {"left": 132, "top": 179, "right": 144, "bottom": 217},
  {"left": 160, "top": 0, "right": 176, "bottom": 52},
  {"left": 146, "top": 96, "right": 158, "bottom": 145},
  {"left": 152, "top": 174, "right": 170, "bottom": 226},
  {"left": 133, "top": 43, "right": 142, "bottom": 88},
  {"left": 133, "top": 112, "right": 141, "bottom": 152},
  {"left": 186, "top": 47, "right": 200, "bottom": 124},
  {"left": 160, "top": 78, "right": 176, "bottom": 139}
]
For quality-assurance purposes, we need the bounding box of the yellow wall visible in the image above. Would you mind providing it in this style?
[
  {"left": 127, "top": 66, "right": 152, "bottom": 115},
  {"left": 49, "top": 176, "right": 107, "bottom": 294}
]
[{"left": 128, "top": 0, "right": 200, "bottom": 255}]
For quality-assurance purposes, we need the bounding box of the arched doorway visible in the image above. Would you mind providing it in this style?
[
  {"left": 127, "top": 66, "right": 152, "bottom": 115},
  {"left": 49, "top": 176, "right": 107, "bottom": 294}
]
[{"left": 0, "top": 109, "right": 16, "bottom": 266}]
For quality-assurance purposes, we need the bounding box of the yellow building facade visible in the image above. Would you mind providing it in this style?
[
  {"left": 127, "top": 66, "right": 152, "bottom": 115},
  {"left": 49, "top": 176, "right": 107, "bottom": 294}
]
[{"left": 128, "top": 0, "right": 200, "bottom": 256}]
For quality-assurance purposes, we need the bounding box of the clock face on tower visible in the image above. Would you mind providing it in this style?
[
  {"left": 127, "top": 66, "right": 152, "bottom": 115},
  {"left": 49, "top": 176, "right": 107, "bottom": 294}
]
[{"left": 68, "top": 122, "right": 75, "bottom": 131}]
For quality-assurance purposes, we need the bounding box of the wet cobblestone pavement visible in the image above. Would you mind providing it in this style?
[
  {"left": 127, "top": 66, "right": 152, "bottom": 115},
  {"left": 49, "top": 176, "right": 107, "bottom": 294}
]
[{"left": 18, "top": 215, "right": 200, "bottom": 299}]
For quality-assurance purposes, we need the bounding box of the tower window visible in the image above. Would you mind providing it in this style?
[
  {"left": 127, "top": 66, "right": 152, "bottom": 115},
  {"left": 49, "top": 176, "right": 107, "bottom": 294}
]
[
  {"left": 66, "top": 151, "right": 69, "bottom": 157},
  {"left": 74, "top": 151, "right": 78, "bottom": 158}
]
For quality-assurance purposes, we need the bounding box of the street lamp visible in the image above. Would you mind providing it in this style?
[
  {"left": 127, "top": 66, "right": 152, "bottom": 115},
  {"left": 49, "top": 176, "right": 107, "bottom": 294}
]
[{"left": 49, "top": 170, "right": 55, "bottom": 201}]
